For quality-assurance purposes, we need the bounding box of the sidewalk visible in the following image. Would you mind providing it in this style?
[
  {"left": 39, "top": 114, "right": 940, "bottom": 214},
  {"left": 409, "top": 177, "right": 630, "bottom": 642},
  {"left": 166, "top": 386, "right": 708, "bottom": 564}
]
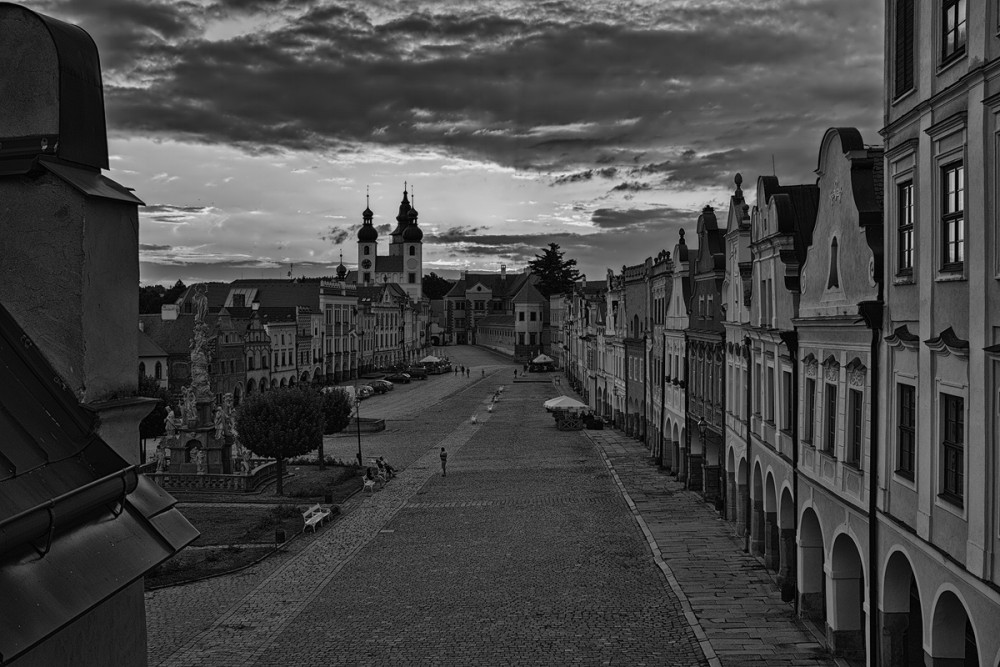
[{"left": 585, "top": 427, "right": 837, "bottom": 667}]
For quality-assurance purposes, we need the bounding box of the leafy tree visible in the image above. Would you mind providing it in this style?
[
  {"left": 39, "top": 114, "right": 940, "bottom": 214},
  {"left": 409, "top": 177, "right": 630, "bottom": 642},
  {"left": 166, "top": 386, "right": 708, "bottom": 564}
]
[
  {"left": 137, "top": 375, "right": 173, "bottom": 457},
  {"left": 234, "top": 386, "right": 324, "bottom": 495},
  {"left": 164, "top": 279, "right": 187, "bottom": 304},
  {"left": 316, "top": 387, "right": 353, "bottom": 469},
  {"left": 528, "top": 243, "right": 580, "bottom": 297},
  {"left": 139, "top": 284, "right": 167, "bottom": 314},
  {"left": 422, "top": 272, "right": 453, "bottom": 300}
]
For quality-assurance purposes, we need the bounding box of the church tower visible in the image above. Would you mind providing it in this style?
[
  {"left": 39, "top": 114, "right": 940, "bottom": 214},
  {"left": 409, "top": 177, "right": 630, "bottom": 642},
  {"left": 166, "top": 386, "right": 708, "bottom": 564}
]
[
  {"left": 357, "top": 193, "right": 377, "bottom": 284},
  {"left": 389, "top": 187, "right": 411, "bottom": 256},
  {"left": 401, "top": 191, "right": 423, "bottom": 301}
]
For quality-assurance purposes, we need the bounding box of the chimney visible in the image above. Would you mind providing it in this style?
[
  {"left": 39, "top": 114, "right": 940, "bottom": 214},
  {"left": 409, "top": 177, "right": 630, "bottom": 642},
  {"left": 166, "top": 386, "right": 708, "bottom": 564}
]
[
  {"left": 501, "top": 264, "right": 506, "bottom": 281},
  {"left": 161, "top": 304, "right": 179, "bottom": 320}
]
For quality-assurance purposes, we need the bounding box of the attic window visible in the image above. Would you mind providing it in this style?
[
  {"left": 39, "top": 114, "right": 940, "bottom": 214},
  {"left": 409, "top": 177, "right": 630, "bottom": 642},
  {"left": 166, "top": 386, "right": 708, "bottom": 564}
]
[{"left": 827, "top": 237, "right": 840, "bottom": 289}]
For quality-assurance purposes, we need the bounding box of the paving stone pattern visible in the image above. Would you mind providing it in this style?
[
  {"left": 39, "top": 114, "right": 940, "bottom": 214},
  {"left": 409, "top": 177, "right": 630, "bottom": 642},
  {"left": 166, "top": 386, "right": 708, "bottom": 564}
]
[
  {"left": 589, "top": 431, "right": 836, "bottom": 667},
  {"left": 147, "top": 346, "right": 834, "bottom": 666}
]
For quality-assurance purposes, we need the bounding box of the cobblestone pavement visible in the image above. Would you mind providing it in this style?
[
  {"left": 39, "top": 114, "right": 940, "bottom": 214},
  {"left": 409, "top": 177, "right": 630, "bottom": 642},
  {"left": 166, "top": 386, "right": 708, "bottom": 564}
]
[
  {"left": 586, "top": 430, "right": 837, "bottom": 667},
  {"left": 146, "top": 346, "right": 832, "bottom": 666}
]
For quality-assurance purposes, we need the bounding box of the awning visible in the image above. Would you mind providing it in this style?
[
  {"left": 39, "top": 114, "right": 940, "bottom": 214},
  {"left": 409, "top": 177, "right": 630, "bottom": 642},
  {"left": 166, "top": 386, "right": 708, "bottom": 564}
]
[
  {"left": 543, "top": 395, "right": 588, "bottom": 411},
  {"left": 532, "top": 354, "right": 554, "bottom": 364},
  {"left": 419, "top": 355, "right": 441, "bottom": 363}
]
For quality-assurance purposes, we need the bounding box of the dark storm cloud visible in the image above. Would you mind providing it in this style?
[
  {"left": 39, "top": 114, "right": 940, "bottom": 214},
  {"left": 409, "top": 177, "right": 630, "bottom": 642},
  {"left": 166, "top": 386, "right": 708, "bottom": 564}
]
[
  {"left": 376, "top": 224, "right": 393, "bottom": 234},
  {"left": 590, "top": 206, "right": 691, "bottom": 230},
  {"left": 27, "top": 0, "right": 881, "bottom": 183},
  {"left": 319, "top": 227, "right": 351, "bottom": 244},
  {"left": 424, "top": 226, "right": 489, "bottom": 243},
  {"left": 139, "top": 243, "right": 173, "bottom": 251},
  {"left": 552, "top": 167, "right": 618, "bottom": 186}
]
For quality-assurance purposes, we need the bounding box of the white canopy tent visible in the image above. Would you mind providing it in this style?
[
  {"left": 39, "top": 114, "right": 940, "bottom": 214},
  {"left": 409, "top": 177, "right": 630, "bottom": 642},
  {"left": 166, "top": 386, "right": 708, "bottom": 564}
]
[
  {"left": 418, "top": 355, "right": 441, "bottom": 364},
  {"left": 532, "top": 354, "right": 554, "bottom": 364},
  {"left": 543, "top": 395, "right": 588, "bottom": 412}
]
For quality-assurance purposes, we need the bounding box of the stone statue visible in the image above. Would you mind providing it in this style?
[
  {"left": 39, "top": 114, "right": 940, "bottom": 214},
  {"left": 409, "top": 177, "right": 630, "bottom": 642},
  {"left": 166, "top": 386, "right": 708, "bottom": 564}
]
[
  {"left": 154, "top": 445, "right": 166, "bottom": 473},
  {"left": 182, "top": 386, "right": 197, "bottom": 424},
  {"left": 241, "top": 448, "right": 251, "bottom": 475},
  {"left": 189, "top": 323, "right": 212, "bottom": 399},
  {"left": 213, "top": 405, "right": 225, "bottom": 441},
  {"left": 223, "top": 393, "right": 235, "bottom": 435},
  {"left": 195, "top": 447, "right": 206, "bottom": 474},
  {"left": 193, "top": 283, "right": 209, "bottom": 323},
  {"left": 164, "top": 407, "right": 177, "bottom": 437}
]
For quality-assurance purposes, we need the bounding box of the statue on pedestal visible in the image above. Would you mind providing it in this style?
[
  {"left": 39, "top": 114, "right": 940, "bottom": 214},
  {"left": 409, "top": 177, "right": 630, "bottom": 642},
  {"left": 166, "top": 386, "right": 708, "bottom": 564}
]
[
  {"left": 164, "top": 407, "right": 177, "bottom": 439},
  {"left": 182, "top": 386, "right": 197, "bottom": 424},
  {"left": 241, "top": 448, "right": 251, "bottom": 475},
  {"left": 195, "top": 447, "right": 206, "bottom": 474},
  {"left": 154, "top": 444, "right": 167, "bottom": 473},
  {"left": 223, "top": 393, "right": 236, "bottom": 435},
  {"left": 213, "top": 405, "right": 225, "bottom": 441}
]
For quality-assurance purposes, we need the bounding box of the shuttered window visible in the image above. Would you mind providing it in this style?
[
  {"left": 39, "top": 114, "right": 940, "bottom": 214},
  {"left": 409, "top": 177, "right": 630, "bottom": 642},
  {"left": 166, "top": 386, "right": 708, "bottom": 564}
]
[{"left": 895, "top": 0, "right": 914, "bottom": 97}]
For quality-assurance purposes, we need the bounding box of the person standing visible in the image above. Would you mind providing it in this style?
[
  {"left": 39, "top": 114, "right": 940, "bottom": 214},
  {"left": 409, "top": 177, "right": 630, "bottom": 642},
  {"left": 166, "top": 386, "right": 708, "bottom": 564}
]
[
  {"left": 466, "top": 367, "right": 470, "bottom": 378},
  {"left": 440, "top": 447, "right": 448, "bottom": 477}
]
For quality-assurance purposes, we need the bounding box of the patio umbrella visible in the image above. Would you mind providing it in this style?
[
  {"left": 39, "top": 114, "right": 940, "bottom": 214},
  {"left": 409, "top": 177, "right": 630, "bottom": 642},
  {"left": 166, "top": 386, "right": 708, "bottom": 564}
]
[
  {"left": 543, "top": 395, "right": 588, "bottom": 411},
  {"left": 532, "top": 354, "right": 554, "bottom": 364},
  {"left": 419, "top": 355, "right": 441, "bottom": 364}
]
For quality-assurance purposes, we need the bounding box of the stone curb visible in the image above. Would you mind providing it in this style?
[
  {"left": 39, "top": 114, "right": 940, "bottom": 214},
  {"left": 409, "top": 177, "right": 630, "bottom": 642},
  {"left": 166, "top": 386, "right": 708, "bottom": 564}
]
[{"left": 587, "top": 431, "right": 722, "bottom": 667}]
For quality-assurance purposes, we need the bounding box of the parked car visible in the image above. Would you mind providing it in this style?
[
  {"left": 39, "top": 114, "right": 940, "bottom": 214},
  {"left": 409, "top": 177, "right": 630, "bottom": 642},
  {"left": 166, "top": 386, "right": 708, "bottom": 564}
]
[
  {"left": 386, "top": 372, "right": 411, "bottom": 384},
  {"left": 357, "top": 385, "right": 375, "bottom": 399},
  {"left": 404, "top": 367, "right": 428, "bottom": 380},
  {"left": 369, "top": 379, "right": 394, "bottom": 393}
]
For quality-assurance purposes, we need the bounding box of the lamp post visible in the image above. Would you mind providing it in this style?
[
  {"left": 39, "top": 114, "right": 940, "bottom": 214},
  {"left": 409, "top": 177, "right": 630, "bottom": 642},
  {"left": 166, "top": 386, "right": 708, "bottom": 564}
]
[{"left": 354, "top": 393, "right": 363, "bottom": 468}]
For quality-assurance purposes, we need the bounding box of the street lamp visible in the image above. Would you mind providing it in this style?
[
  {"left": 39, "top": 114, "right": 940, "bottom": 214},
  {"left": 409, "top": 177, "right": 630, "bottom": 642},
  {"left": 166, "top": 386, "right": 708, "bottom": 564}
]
[{"left": 354, "top": 392, "right": 363, "bottom": 468}]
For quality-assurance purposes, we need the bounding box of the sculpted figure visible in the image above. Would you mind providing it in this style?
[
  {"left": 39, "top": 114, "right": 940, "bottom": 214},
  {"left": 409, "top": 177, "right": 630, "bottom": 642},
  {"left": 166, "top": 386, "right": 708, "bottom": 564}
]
[
  {"left": 182, "top": 386, "right": 197, "bottom": 423},
  {"left": 241, "top": 448, "right": 252, "bottom": 474},
  {"left": 193, "top": 283, "right": 209, "bottom": 323},
  {"left": 154, "top": 445, "right": 166, "bottom": 473},
  {"left": 213, "top": 406, "right": 225, "bottom": 440},
  {"left": 164, "top": 407, "right": 177, "bottom": 437},
  {"left": 223, "top": 393, "right": 235, "bottom": 435},
  {"left": 195, "top": 447, "right": 206, "bottom": 474}
]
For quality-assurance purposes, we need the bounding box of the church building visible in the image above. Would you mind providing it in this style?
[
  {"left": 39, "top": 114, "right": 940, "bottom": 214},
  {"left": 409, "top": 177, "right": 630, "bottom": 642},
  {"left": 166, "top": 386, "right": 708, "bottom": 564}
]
[{"left": 356, "top": 188, "right": 424, "bottom": 302}]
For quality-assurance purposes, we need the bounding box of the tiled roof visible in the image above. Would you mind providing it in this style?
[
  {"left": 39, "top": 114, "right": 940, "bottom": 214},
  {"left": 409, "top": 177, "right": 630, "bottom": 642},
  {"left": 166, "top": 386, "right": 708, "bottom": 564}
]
[
  {"left": 0, "top": 303, "right": 197, "bottom": 661},
  {"left": 513, "top": 280, "right": 547, "bottom": 304},
  {"left": 138, "top": 313, "right": 202, "bottom": 355},
  {"left": 444, "top": 272, "right": 528, "bottom": 299},
  {"left": 175, "top": 282, "right": 231, "bottom": 309},
  {"left": 258, "top": 306, "right": 297, "bottom": 323},
  {"left": 138, "top": 329, "right": 167, "bottom": 358},
  {"left": 230, "top": 280, "right": 320, "bottom": 311}
]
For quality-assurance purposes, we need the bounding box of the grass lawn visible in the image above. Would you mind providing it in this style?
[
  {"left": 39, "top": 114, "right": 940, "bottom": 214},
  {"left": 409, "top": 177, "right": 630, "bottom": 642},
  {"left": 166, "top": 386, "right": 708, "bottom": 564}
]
[{"left": 146, "top": 464, "right": 361, "bottom": 589}]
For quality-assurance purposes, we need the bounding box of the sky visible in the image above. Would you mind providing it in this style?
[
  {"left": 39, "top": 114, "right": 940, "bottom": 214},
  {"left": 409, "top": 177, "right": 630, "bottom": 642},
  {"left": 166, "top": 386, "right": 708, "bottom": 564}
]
[{"left": 25, "top": 0, "right": 884, "bottom": 286}]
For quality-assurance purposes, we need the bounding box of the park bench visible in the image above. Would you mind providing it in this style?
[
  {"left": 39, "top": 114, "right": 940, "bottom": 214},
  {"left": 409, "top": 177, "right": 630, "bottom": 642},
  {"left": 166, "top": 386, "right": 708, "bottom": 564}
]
[{"left": 302, "top": 504, "right": 331, "bottom": 533}]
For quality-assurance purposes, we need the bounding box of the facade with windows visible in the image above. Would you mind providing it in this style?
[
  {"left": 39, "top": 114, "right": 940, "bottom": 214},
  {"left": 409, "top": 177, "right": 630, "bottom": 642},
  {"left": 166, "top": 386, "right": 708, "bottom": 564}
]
[
  {"left": 320, "top": 276, "right": 358, "bottom": 383},
  {"left": 723, "top": 175, "right": 753, "bottom": 539},
  {"left": 792, "top": 128, "right": 883, "bottom": 663},
  {"left": 878, "top": 0, "right": 1000, "bottom": 663},
  {"left": 623, "top": 260, "right": 650, "bottom": 440},
  {"left": 687, "top": 206, "right": 726, "bottom": 503},
  {"left": 138, "top": 329, "right": 168, "bottom": 389},
  {"left": 648, "top": 250, "right": 672, "bottom": 463},
  {"left": 663, "top": 230, "right": 691, "bottom": 477},
  {"left": 745, "top": 173, "right": 818, "bottom": 600}
]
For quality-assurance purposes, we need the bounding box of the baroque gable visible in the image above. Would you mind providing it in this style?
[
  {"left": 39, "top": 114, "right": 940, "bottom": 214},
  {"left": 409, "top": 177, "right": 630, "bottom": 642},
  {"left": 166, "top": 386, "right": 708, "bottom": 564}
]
[{"left": 798, "top": 128, "right": 883, "bottom": 318}]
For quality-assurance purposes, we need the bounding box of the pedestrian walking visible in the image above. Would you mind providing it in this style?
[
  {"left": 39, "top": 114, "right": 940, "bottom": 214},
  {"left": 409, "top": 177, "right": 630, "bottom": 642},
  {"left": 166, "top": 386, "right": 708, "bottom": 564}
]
[
  {"left": 440, "top": 447, "right": 447, "bottom": 476},
  {"left": 514, "top": 369, "right": 518, "bottom": 378},
  {"left": 454, "top": 367, "right": 458, "bottom": 376},
  {"left": 481, "top": 368, "right": 485, "bottom": 377},
  {"left": 466, "top": 368, "right": 470, "bottom": 377}
]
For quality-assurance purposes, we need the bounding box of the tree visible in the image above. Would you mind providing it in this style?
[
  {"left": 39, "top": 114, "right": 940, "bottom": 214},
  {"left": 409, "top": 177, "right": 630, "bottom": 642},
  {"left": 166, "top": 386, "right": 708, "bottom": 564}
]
[
  {"left": 234, "top": 386, "right": 324, "bottom": 495},
  {"left": 138, "top": 279, "right": 187, "bottom": 314},
  {"left": 136, "top": 375, "right": 173, "bottom": 461},
  {"left": 316, "top": 387, "right": 353, "bottom": 469},
  {"left": 528, "top": 243, "right": 581, "bottom": 297},
  {"left": 422, "top": 272, "right": 453, "bottom": 300}
]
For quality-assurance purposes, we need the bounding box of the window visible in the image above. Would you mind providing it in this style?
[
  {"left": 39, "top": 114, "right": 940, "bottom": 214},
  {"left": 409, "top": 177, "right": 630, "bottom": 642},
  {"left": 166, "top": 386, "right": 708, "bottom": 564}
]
[
  {"left": 804, "top": 378, "right": 816, "bottom": 442},
  {"left": 518, "top": 332, "right": 525, "bottom": 345},
  {"left": 848, "top": 389, "right": 863, "bottom": 466},
  {"left": 518, "top": 311, "right": 525, "bottom": 321},
  {"left": 408, "top": 273, "right": 416, "bottom": 283},
  {"left": 941, "top": 162, "right": 964, "bottom": 270},
  {"left": 154, "top": 361, "right": 163, "bottom": 379},
  {"left": 363, "top": 272, "right": 370, "bottom": 283},
  {"left": 941, "top": 393, "right": 964, "bottom": 503},
  {"left": 530, "top": 312, "right": 537, "bottom": 321},
  {"left": 825, "top": 383, "right": 838, "bottom": 454},
  {"left": 529, "top": 333, "right": 536, "bottom": 345},
  {"left": 364, "top": 246, "right": 370, "bottom": 255},
  {"left": 782, "top": 371, "right": 793, "bottom": 430},
  {"left": 247, "top": 356, "right": 254, "bottom": 371},
  {"left": 827, "top": 238, "right": 840, "bottom": 289},
  {"left": 898, "top": 181, "right": 914, "bottom": 272},
  {"left": 766, "top": 366, "right": 775, "bottom": 422},
  {"left": 897, "top": 384, "right": 916, "bottom": 478},
  {"left": 409, "top": 246, "right": 415, "bottom": 256},
  {"left": 139, "top": 362, "right": 146, "bottom": 377},
  {"left": 894, "top": 0, "right": 915, "bottom": 97},
  {"left": 942, "top": 0, "right": 966, "bottom": 62}
]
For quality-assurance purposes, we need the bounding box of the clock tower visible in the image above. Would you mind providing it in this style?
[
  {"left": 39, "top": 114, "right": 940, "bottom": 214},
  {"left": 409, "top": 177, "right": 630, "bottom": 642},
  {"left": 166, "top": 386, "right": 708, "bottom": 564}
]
[{"left": 356, "top": 194, "right": 377, "bottom": 284}]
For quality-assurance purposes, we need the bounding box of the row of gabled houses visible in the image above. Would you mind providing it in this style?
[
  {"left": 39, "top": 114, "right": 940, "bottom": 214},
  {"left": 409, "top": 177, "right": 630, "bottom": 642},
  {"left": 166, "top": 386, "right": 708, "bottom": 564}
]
[
  {"left": 553, "top": 3, "right": 1000, "bottom": 663},
  {"left": 138, "top": 269, "right": 431, "bottom": 406},
  {"left": 558, "top": 122, "right": 997, "bottom": 665}
]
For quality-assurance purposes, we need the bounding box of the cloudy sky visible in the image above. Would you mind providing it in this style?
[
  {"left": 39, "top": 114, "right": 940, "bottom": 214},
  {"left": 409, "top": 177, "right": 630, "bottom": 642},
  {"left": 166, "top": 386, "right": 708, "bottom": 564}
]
[{"left": 27, "top": 0, "right": 883, "bottom": 285}]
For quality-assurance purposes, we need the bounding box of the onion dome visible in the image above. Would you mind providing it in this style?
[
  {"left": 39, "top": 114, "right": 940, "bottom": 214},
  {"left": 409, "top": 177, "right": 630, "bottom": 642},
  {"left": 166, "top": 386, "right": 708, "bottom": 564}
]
[
  {"left": 402, "top": 221, "right": 423, "bottom": 242},
  {"left": 357, "top": 221, "right": 378, "bottom": 242},
  {"left": 336, "top": 254, "right": 347, "bottom": 279}
]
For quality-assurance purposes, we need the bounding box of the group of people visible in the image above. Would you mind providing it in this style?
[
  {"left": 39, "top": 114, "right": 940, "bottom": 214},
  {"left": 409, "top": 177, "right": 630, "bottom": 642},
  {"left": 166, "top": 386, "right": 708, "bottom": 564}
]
[
  {"left": 453, "top": 365, "right": 471, "bottom": 377},
  {"left": 364, "top": 456, "right": 397, "bottom": 488}
]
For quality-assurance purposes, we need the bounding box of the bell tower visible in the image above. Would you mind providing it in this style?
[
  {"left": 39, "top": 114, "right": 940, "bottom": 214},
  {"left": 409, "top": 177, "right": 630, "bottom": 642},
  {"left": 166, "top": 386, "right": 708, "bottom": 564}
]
[{"left": 356, "top": 189, "right": 377, "bottom": 284}]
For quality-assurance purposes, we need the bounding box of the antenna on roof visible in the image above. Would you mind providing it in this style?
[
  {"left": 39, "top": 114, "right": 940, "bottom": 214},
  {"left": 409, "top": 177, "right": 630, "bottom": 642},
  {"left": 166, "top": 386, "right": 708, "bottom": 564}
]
[{"left": 771, "top": 154, "right": 776, "bottom": 177}]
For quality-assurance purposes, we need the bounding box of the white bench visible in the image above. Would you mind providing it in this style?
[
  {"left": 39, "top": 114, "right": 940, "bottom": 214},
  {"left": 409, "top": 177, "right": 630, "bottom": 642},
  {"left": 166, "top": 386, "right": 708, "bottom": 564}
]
[
  {"left": 363, "top": 476, "right": 376, "bottom": 493},
  {"left": 302, "top": 504, "right": 331, "bottom": 533}
]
